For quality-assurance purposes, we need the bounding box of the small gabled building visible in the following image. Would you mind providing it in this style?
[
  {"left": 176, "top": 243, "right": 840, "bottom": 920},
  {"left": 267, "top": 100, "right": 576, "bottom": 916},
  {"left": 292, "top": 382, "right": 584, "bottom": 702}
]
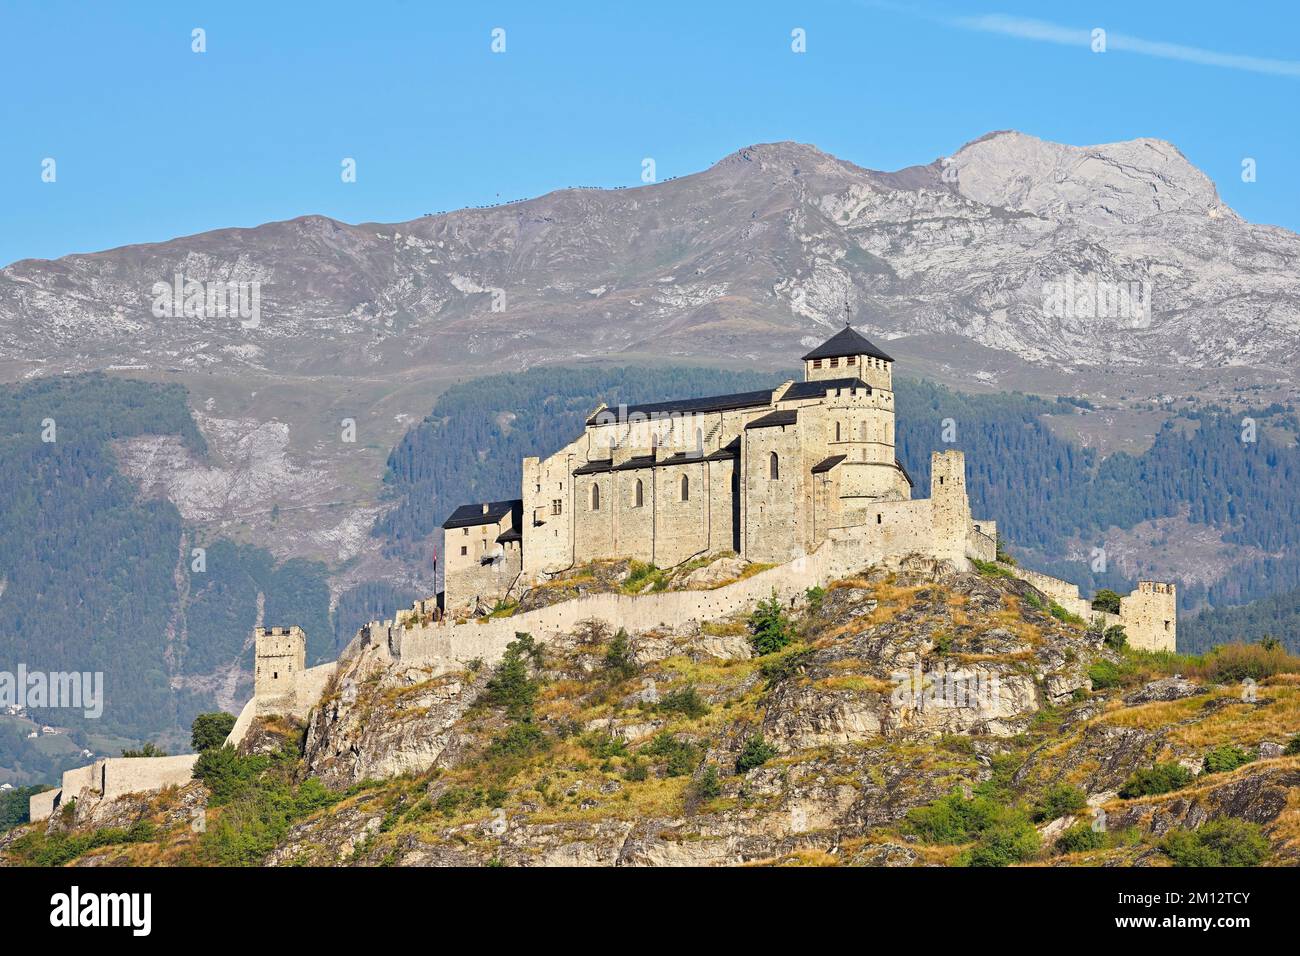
[{"left": 441, "top": 499, "right": 523, "bottom": 613}]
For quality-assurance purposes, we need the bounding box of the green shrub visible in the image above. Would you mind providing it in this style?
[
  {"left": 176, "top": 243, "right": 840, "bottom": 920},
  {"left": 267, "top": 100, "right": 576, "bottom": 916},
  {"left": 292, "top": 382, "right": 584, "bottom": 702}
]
[
  {"left": 488, "top": 721, "right": 549, "bottom": 759},
  {"left": 735, "top": 734, "right": 778, "bottom": 773},
  {"left": 691, "top": 764, "right": 722, "bottom": 801},
  {"left": 121, "top": 742, "right": 167, "bottom": 758},
  {"left": 1201, "top": 642, "right": 1300, "bottom": 683},
  {"left": 192, "top": 745, "right": 269, "bottom": 806},
  {"left": 1032, "top": 784, "right": 1087, "bottom": 822},
  {"left": 1091, "top": 589, "right": 1122, "bottom": 614},
  {"left": 1103, "top": 625, "right": 1128, "bottom": 651},
  {"left": 1055, "top": 822, "right": 1106, "bottom": 854},
  {"left": 622, "top": 561, "right": 666, "bottom": 593},
  {"left": 1118, "top": 762, "right": 1194, "bottom": 798},
  {"left": 623, "top": 758, "right": 649, "bottom": 782},
  {"left": 191, "top": 712, "right": 238, "bottom": 752},
  {"left": 759, "top": 646, "right": 814, "bottom": 688},
  {"left": 603, "top": 628, "right": 637, "bottom": 680},
  {"left": 956, "top": 817, "right": 1040, "bottom": 867},
  {"left": 8, "top": 820, "right": 158, "bottom": 867},
  {"left": 657, "top": 684, "right": 710, "bottom": 719},
  {"left": 1285, "top": 735, "right": 1300, "bottom": 756},
  {"left": 1161, "top": 819, "right": 1268, "bottom": 867},
  {"left": 905, "top": 790, "right": 1003, "bottom": 844},
  {"left": 1202, "top": 744, "right": 1252, "bottom": 775},
  {"left": 909, "top": 791, "right": 1041, "bottom": 866},
  {"left": 581, "top": 732, "right": 628, "bottom": 759},
  {"left": 1088, "top": 660, "right": 1122, "bottom": 690},
  {"left": 1049, "top": 602, "right": 1084, "bottom": 626},
  {"left": 645, "top": 732, "right": 698, "bottom": 777},
  {"left": 748, "top": 590, "right": 795, "bottom": 655},
  {"left": 971, "top": 558, "right": 1014, "bottom": 579},
  {"left": 805, "top": 585, "right": 826, "bottom": 609}
]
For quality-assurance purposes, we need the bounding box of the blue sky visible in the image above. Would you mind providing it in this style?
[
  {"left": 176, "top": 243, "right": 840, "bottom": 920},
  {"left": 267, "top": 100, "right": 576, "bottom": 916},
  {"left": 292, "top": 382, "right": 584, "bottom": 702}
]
[{"left": 3, "top": 0, "right": 1299, "bottom": 266}]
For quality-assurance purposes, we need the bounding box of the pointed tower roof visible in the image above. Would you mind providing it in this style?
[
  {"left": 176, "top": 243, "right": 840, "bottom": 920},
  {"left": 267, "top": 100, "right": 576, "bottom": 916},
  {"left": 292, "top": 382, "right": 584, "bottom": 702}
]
[{"left": 801, "top": 325, "right": 893, "bottom": 363}]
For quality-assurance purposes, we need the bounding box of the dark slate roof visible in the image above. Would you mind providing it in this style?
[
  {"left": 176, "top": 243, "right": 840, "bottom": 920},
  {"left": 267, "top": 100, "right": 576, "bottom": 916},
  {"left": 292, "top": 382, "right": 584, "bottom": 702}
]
[
  {"left": 745, "top": 409, "right": 798, "bottom": 430},
  {"left": 801, "top": 325, "right": 893, "bottom": 363},
  {"left": 781, "top": 377, "right": 872, "bottom": 401},
  {"left": 497, "top": 528, "right": 522, "bottom": 544},
  {"left": 573, "top": 458, "right": 613, "bottom": 475},
  {"left": 707, "top": 438, "right": 741, "bottom": 461},
  {"left": 576, "top": 443, "right": 738, "bottom": 474},
  {"left": 442, "top": 499, "right": 521, "bottom": 529},
  {"left": 586, "top": 388, "right": 773, "bottom": 426},
  {"left": 895, "top": 458, "right": 914, "bottom": 487},
  {"left": 811, "top": 454, "right": 847, "bottom": 474}
]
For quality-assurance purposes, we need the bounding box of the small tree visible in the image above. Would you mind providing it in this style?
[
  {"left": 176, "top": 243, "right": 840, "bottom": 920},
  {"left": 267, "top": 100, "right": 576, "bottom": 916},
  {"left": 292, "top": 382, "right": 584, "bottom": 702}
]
[
  {"left": 1031, "top": 783, "right": 1087, "bottom": 822},
  {"left": 748, "top": 590, "right": 794, "bottom": 655},
  {"left": 191, "top": 712, "right": 238, "bottom": 752},
  {"left": 735, "top": 734, "right": 778, "bottom": 773},
  {"left": 691, "top": 764, "right": 722, "bottom": 801},
  {"left": 1103, "top": 624, "right": 1128, "bottom": 651},
  {"left": 1091, "top": 589, "right": 1122, "bottom": 614},
  {"left": 603, "top": 628, "right": 637, "bottom": 681},
  {"left": 484, "top": 632, "right": 543, "bottom": 719}
]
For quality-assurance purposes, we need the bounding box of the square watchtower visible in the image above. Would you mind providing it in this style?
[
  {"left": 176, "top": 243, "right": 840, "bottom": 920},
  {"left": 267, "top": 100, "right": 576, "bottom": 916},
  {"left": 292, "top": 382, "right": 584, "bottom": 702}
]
[{"left": 254, "top": 625, "right": 306, "bottom": 702}]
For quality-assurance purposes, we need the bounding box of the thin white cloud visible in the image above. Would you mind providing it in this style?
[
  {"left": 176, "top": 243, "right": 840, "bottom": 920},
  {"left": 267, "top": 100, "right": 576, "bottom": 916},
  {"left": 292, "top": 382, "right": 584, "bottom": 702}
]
[{"left": 953, "top": 13, "right": 1300, "bottom": 78}]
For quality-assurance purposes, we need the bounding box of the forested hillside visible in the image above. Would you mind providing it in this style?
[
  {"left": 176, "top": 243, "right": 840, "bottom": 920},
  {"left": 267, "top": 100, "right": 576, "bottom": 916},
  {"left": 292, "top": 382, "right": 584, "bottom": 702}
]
[
  {"left": 0, "top": 376, "right": 338, "bottom": 785},
  {"left": 1179, "top": 587, "right": 1300, "bottom": 654}
]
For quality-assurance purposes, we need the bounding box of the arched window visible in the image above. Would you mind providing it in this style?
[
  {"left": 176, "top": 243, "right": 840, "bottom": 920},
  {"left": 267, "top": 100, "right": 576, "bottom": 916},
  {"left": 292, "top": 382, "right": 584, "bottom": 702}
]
[
  {"left": 695, "top": 427, "right": 704, "bottom": 455},
  {"left": 591, "top": 483, "right": 600, "bottom": 511},
  {"left": 680, "top": 475, "right": 690, "bottom": 501},
  {"left": 634, "top": 478, "right": 644, "bottom": 508},
  {"left": 835, "top": 421, "right": 841, "bottom": 441},
  {"left": 769, "top": 451, "right": 779, "bottom": 480}
]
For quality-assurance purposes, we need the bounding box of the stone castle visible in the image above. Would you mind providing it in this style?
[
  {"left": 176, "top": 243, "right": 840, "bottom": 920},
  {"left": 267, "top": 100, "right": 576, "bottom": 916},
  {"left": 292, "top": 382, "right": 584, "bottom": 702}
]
[
  {"left": 31, "top": 326, "right": 1179, "bottom": 823},
  {"left": 442, "top": 325, "right": 998, "bottom": 613}
]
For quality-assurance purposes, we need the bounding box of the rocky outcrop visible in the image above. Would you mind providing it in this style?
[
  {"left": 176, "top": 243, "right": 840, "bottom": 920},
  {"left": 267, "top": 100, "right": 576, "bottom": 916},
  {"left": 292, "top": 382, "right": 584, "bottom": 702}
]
[
  {"left": 302, "top": 646, "right": 484, "bottom": 790},
  {"left": 10, "top": 563, "right": 1300, "bottom": 869}
]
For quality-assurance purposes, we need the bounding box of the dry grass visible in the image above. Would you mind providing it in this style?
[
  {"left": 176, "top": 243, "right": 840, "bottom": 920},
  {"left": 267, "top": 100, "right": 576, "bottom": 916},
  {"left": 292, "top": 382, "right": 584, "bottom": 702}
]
[
  {"left": 814, "top": 674, "right": 893, "bottom": 694},
  {"left": 1100, "top": 685, "right": 1300, "bottom": 748}
]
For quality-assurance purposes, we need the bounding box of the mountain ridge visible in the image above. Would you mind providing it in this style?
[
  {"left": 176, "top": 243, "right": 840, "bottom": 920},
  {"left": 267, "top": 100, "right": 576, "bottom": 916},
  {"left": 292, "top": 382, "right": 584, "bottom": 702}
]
[{"left": 5, "top": 130, "right": 1297, "bottom": 387}]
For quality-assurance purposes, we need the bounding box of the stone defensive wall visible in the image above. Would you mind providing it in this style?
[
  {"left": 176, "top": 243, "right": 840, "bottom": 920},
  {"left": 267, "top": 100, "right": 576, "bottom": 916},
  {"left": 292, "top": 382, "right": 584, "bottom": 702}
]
[
  {"left": 30, "top": 754, "right": 200, "bottom": 822},
  {"left": 1003, "top": 564, "right": 1176, "bottom": 653},
  {"left": 373, "top": 519, "right": 985, "bottom": 670}
]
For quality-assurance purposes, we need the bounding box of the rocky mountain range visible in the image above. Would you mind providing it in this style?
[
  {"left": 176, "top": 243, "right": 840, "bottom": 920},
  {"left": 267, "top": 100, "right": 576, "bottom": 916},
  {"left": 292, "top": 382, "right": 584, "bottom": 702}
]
[{"left": 3, "top": 130, "right": 1298, "bottom": 387}]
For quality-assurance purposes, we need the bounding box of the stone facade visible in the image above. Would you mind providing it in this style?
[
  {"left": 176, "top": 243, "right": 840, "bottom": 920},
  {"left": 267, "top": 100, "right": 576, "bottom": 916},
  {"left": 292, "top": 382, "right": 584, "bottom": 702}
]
[
  {"left": 254, "top": 625, "right": 306, "bottom": 714},
  {"left": 29, "top": 754, "right": 200, "bottom": 822},
  {"left": 1119, "top": 581, "right": 1178, "bottom": 652},
  {"left": 446, "top": 327, "right": 945, "bottom": 612}
]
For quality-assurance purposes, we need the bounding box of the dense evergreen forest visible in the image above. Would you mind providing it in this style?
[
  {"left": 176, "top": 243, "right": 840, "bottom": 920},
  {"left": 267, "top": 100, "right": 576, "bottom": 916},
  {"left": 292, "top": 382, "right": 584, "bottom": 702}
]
[
  {"left": 0, "top": 376, "right": 339, "bottom": 785},
  {"left": 1179, "top": 587, "right": 1300, "bottom": 655}
]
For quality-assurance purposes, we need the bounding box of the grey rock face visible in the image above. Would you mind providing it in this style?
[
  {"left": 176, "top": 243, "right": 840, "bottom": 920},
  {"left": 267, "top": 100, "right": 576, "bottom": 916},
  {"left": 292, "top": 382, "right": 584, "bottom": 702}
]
[{"left": 3, "top": 131, "right": 1296, "bottom": 384}]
